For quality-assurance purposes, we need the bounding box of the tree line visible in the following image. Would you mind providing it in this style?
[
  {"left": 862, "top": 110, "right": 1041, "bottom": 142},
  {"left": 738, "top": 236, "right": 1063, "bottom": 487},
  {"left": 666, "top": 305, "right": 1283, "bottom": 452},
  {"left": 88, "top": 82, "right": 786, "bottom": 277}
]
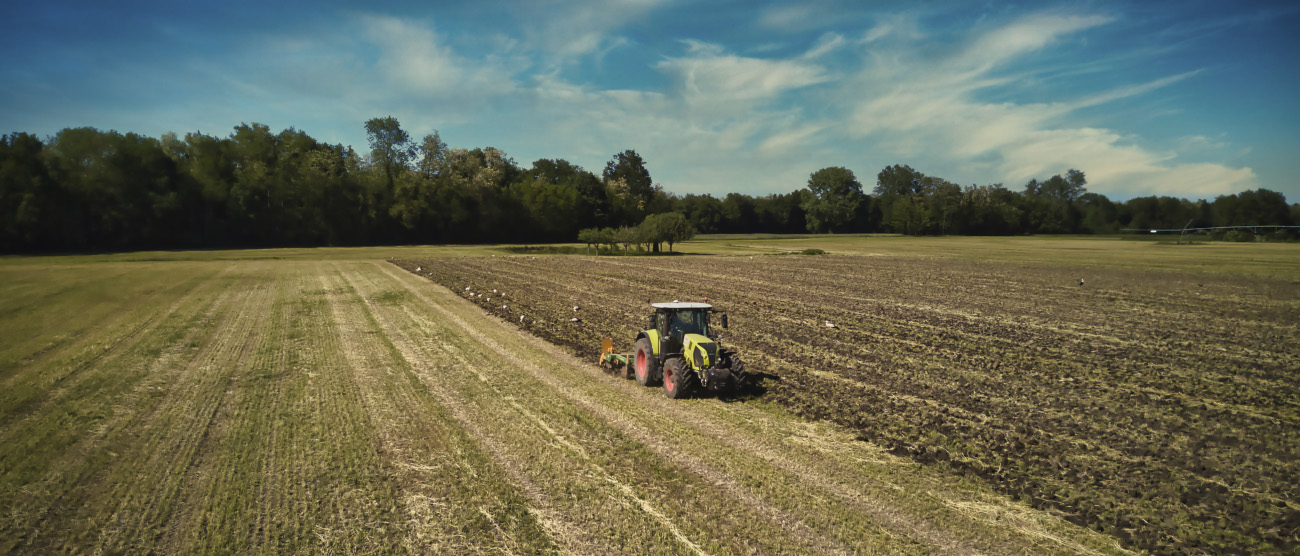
[{"left": 1, "top": 117, "right": 1296, "bottom": 253}]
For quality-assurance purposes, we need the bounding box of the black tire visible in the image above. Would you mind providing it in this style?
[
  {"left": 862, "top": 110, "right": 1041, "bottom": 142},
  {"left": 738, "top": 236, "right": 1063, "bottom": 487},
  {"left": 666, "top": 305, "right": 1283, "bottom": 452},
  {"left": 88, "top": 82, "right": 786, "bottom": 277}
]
[
  {"left": 663, "top": 358, "right": 692, "bottom": 399},
  {"left": 634, "top": 338, "right": 660, "bottom": 386},
  {"left": 721, "top": 353, "right": 746, "bottom": 394}
]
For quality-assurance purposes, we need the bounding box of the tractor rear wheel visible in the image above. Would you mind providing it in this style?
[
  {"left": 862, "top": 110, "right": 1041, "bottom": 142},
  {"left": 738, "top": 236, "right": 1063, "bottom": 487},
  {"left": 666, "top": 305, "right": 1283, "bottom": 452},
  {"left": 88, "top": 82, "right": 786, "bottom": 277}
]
[
  {"left": 663, "top": 358, "right": 691, "bottom": 399},
  {"left": 634, "top": 338, "right": 660, "bottom": 386}
]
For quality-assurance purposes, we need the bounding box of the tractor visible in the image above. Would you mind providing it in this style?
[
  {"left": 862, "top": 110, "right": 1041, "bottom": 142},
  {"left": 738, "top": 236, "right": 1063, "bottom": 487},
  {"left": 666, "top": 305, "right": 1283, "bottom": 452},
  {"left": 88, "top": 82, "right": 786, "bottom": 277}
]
[{"left": 600, "top": 302, "right": 746, "bottom": 399}]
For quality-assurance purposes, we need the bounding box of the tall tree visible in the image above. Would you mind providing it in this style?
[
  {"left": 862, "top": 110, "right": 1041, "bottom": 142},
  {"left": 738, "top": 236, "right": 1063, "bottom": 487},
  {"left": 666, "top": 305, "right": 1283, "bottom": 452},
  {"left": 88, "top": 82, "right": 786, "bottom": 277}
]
[
  {"left": 801, "top": 166, "right": 864, "bottom": 233},
  {"left": 364, "top": 116, "right": 413, "bottom": 192},
  {"left": 874, "top": 164, "right": 925, "bottom": 197},
  {"left": 416, "top": 131, "right": 447, "bottom": 179},
  {"left": 0, "top": 133, "right": 55, "bottom": 250},
  {"left": 603, "top": 149, "right": 653, "bottom": 208}
]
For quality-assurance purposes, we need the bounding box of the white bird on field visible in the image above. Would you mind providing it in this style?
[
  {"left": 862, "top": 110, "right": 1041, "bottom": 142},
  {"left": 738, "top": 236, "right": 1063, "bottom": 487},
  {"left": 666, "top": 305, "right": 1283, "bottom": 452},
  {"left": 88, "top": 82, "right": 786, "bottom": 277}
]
[
  {"left": 1078, "top": 278, "right": 1085, "bottom": 286},
  {"left": 520, "top": 314, "right": 526, "bottom": 323},
  {"left": 502, "top": 304, "right": 508, "bottom": 309},
  {"left": 465, "top": 286, "right": 471, "bottom": 291},
  {"left": 573, "top": 306, "right": 580, "bottom": 312},
  {"left": 570, "top": 317, "right": 581, "bottom": 323},
  {"left": 487, "top": 298, "right": 491, "bottom": 303},
  {"left": 824, "top": 321, "right": 837, "bottom": 329},
  {"left": 415, "top": 266, "right": 422, "bottom": 272}
]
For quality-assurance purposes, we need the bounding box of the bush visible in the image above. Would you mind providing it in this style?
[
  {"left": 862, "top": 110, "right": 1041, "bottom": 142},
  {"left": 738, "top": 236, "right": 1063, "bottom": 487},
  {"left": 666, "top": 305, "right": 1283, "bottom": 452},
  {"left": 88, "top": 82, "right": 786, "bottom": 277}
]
[{"left": 801, "top": 248, "right": 827, "bottom": 255}]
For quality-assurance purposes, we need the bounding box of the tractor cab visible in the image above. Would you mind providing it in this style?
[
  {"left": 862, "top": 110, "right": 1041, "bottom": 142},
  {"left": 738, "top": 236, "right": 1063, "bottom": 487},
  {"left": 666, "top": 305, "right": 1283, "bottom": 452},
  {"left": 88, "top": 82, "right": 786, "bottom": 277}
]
[{"left": 648, "top": 302, "right": 726, "bottom": 352}]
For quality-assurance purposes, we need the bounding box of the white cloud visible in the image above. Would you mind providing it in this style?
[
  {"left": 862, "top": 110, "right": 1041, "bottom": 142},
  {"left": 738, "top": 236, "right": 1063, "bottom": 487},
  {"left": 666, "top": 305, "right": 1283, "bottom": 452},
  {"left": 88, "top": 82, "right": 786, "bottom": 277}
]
[
  {"left": 361, "top": 15, "right": 517, "bottom": 97},
  {"left": 802, "top": 32, "right": 846, "bottom": 59},
  {"left": 656, "top": 41, "right": 831, "bottom": 111},
  {"left": 956, "top": 14, "right": 1114, "bottom": 73},
  {"left": 759, "top": 124, "right": 827, "bottom": 153},
  {"left": 838, "top": 11, "right": 1256, "bottom": 198},
  {"left": 515, "top": 0, "right": 672, "bottom": 65},
  {"left": 758, "top": 4, "right": 820, "bottom": 32}
]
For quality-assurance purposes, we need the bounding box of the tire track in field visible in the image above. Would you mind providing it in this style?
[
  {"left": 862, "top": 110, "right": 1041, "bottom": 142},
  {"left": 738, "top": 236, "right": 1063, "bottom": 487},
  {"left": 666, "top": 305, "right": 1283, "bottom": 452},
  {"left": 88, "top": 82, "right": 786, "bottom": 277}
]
[
  {"left": 146, "top": 268, "right": 286, "bottom": 554},
  {"left": 342, "top": 263, "right": 752, "bottom": 555},
  {"left": 73, "top": 271, "right": 274, "bottom": 553},
  {"left": 340, "top": 263, "right": 657, "bottom": 554},
  {"left": 322, "top": 266, "right": 570, "bottom": 555},
  {"left": 375, "top": 263, "right": 986, "bottom": 555},
  {"left": 387, "top": 261, "right": 1131, "bottom": 556},
  {"left": 151, "top": 268, "right": 283, "bottom": 554}
]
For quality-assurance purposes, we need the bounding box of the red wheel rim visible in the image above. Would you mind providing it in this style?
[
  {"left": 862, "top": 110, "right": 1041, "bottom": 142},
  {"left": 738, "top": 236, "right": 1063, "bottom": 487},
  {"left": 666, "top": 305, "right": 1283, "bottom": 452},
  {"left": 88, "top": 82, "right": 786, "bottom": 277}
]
[
  {"left": 665, "top": 366, "right": 675, "bottom": 393},
  {"left": 636, "top": 349, "right": 646, "bottom": 380}
]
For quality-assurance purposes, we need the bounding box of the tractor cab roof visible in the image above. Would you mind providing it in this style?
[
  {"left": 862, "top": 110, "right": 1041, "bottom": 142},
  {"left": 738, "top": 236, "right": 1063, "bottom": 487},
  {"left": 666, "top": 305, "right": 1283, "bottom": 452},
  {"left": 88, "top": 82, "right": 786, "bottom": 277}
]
[{"left": 650, "top": 302, "right": 713, "bottom": 310}]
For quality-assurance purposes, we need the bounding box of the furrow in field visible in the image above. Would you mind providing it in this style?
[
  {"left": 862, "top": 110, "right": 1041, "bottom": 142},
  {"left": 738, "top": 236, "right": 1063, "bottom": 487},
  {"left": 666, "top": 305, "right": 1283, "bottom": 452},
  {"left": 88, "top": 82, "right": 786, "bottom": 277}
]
[{"left": 406, "top": 254, "right": 1298, "bottom": 555}]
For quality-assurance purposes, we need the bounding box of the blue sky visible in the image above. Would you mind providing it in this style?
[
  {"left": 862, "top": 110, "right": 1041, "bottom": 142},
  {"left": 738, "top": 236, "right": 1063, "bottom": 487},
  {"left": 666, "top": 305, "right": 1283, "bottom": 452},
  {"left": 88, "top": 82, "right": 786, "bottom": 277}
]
[{"left": 2, "top": 0, "right": 1297, "bottom": 202}]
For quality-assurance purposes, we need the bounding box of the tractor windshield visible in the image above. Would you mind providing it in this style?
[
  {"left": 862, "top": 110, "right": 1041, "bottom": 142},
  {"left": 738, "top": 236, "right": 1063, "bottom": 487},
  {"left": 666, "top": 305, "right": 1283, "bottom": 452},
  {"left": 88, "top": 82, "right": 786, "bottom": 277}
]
[{"left": 669, "top": 310, "right": 708, "bottom": 337}]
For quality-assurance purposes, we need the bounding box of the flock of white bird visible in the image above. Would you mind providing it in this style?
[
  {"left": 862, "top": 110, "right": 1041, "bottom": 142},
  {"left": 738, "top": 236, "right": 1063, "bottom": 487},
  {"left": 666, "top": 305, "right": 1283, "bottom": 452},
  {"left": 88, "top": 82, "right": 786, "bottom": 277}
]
[{"left": 456, "top": 283, "right": 584, "bottom": 325}]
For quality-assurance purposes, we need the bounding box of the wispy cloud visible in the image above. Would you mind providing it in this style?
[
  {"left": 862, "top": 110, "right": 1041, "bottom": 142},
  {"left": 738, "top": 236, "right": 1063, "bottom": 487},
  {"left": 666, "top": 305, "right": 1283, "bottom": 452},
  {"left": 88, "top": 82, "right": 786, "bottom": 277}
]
[
  {"left": 514, "top": 0, "right": 672, "bottom": 65},
  {"left": 656, "top": 41, "right": 831, "bottom": 110},
  {"left": 835, "top": 11, "right": 1255, "bottom": 196},
  {"left": 362, "top": 15, "right": 518, "bottom": 97}
]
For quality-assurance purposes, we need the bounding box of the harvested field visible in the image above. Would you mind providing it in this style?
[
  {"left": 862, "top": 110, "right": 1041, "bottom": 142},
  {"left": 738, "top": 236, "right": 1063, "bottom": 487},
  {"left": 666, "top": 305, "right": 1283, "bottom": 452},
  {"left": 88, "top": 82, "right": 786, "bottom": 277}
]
[
  {"left": 1, "top": 246, "right": 1132, "bottom": 555},
  {"left": 404, "top": 247, "right": 1300, "bottom": 555}
]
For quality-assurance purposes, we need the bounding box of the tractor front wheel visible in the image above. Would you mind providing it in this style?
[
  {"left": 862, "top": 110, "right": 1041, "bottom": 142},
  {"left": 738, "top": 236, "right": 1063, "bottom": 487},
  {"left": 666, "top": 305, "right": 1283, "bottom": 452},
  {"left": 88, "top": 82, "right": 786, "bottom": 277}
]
[
  {"left": 634, "top": 338, "right": 660, "bottom": 386},
  {"left": 663, "top": 358, "right": 691, "bottom": 399}
]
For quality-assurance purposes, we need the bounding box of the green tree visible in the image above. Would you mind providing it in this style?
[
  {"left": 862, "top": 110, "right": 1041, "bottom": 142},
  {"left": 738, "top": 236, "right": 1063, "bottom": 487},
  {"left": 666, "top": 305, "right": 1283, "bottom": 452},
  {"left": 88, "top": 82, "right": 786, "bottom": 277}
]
[
  {"left": 417, "top": 132, "right": 447, "bottom": 179},
  {"left": 801, "top": 166, "right": 864, "bottom": 233},
  {"left": 603, "top": 149, "right": 653, "bottom": 208},
  {"left": 0, "top": 133, "right": 56, "bottom": 251},
  {"left": 675, "top": 194, "right": 724, "bottom": 234},
  {"left": 577, "top": 227, "right": 601, "bottom": 254},
  {"left": 364, "top": 116, "right": 413, "bottom": 193},
  {"left": 874, "top": 164, "right": 925, "bottom": 197},
  {"left": 721, "top": 193, "right": 757, "bottom": 233},
  {"left": 614, "top": 225, "right": 640, "bottom": 253},
  {"left": 658, "top": 212, "right": 694, "bottom": 251}
]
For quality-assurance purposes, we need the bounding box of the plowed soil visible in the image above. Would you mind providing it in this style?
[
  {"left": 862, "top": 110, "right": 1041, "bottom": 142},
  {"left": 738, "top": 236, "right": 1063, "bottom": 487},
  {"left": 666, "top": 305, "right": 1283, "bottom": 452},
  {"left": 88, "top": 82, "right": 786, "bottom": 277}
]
[{"left": 401, "top": 251, "right": 1300, "bottom": 556}]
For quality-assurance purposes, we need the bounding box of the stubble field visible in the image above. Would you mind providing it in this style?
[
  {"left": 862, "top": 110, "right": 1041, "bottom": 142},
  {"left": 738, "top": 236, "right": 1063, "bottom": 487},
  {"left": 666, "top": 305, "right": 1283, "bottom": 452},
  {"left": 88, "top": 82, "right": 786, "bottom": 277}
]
[
  {"left": 404, "top": 238, "right": 1300, "bottom": 555},
  {"left": 0, "top": 242, "right": 1151, "bottom": 555}
]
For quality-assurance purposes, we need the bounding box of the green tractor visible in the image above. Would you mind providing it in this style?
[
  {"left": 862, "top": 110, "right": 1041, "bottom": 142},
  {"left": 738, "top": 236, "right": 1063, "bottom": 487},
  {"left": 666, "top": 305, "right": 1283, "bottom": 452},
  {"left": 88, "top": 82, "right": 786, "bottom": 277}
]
[{"left": 600, "top": 302, "right": 746, "bottom": 399}]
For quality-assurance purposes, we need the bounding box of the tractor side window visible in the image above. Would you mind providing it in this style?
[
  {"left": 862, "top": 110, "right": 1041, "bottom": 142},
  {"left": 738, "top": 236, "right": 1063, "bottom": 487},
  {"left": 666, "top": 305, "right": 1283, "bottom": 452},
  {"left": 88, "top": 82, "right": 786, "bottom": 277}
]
[{"left": 656, "top": 312, "right": 668, "bottom": 333}]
